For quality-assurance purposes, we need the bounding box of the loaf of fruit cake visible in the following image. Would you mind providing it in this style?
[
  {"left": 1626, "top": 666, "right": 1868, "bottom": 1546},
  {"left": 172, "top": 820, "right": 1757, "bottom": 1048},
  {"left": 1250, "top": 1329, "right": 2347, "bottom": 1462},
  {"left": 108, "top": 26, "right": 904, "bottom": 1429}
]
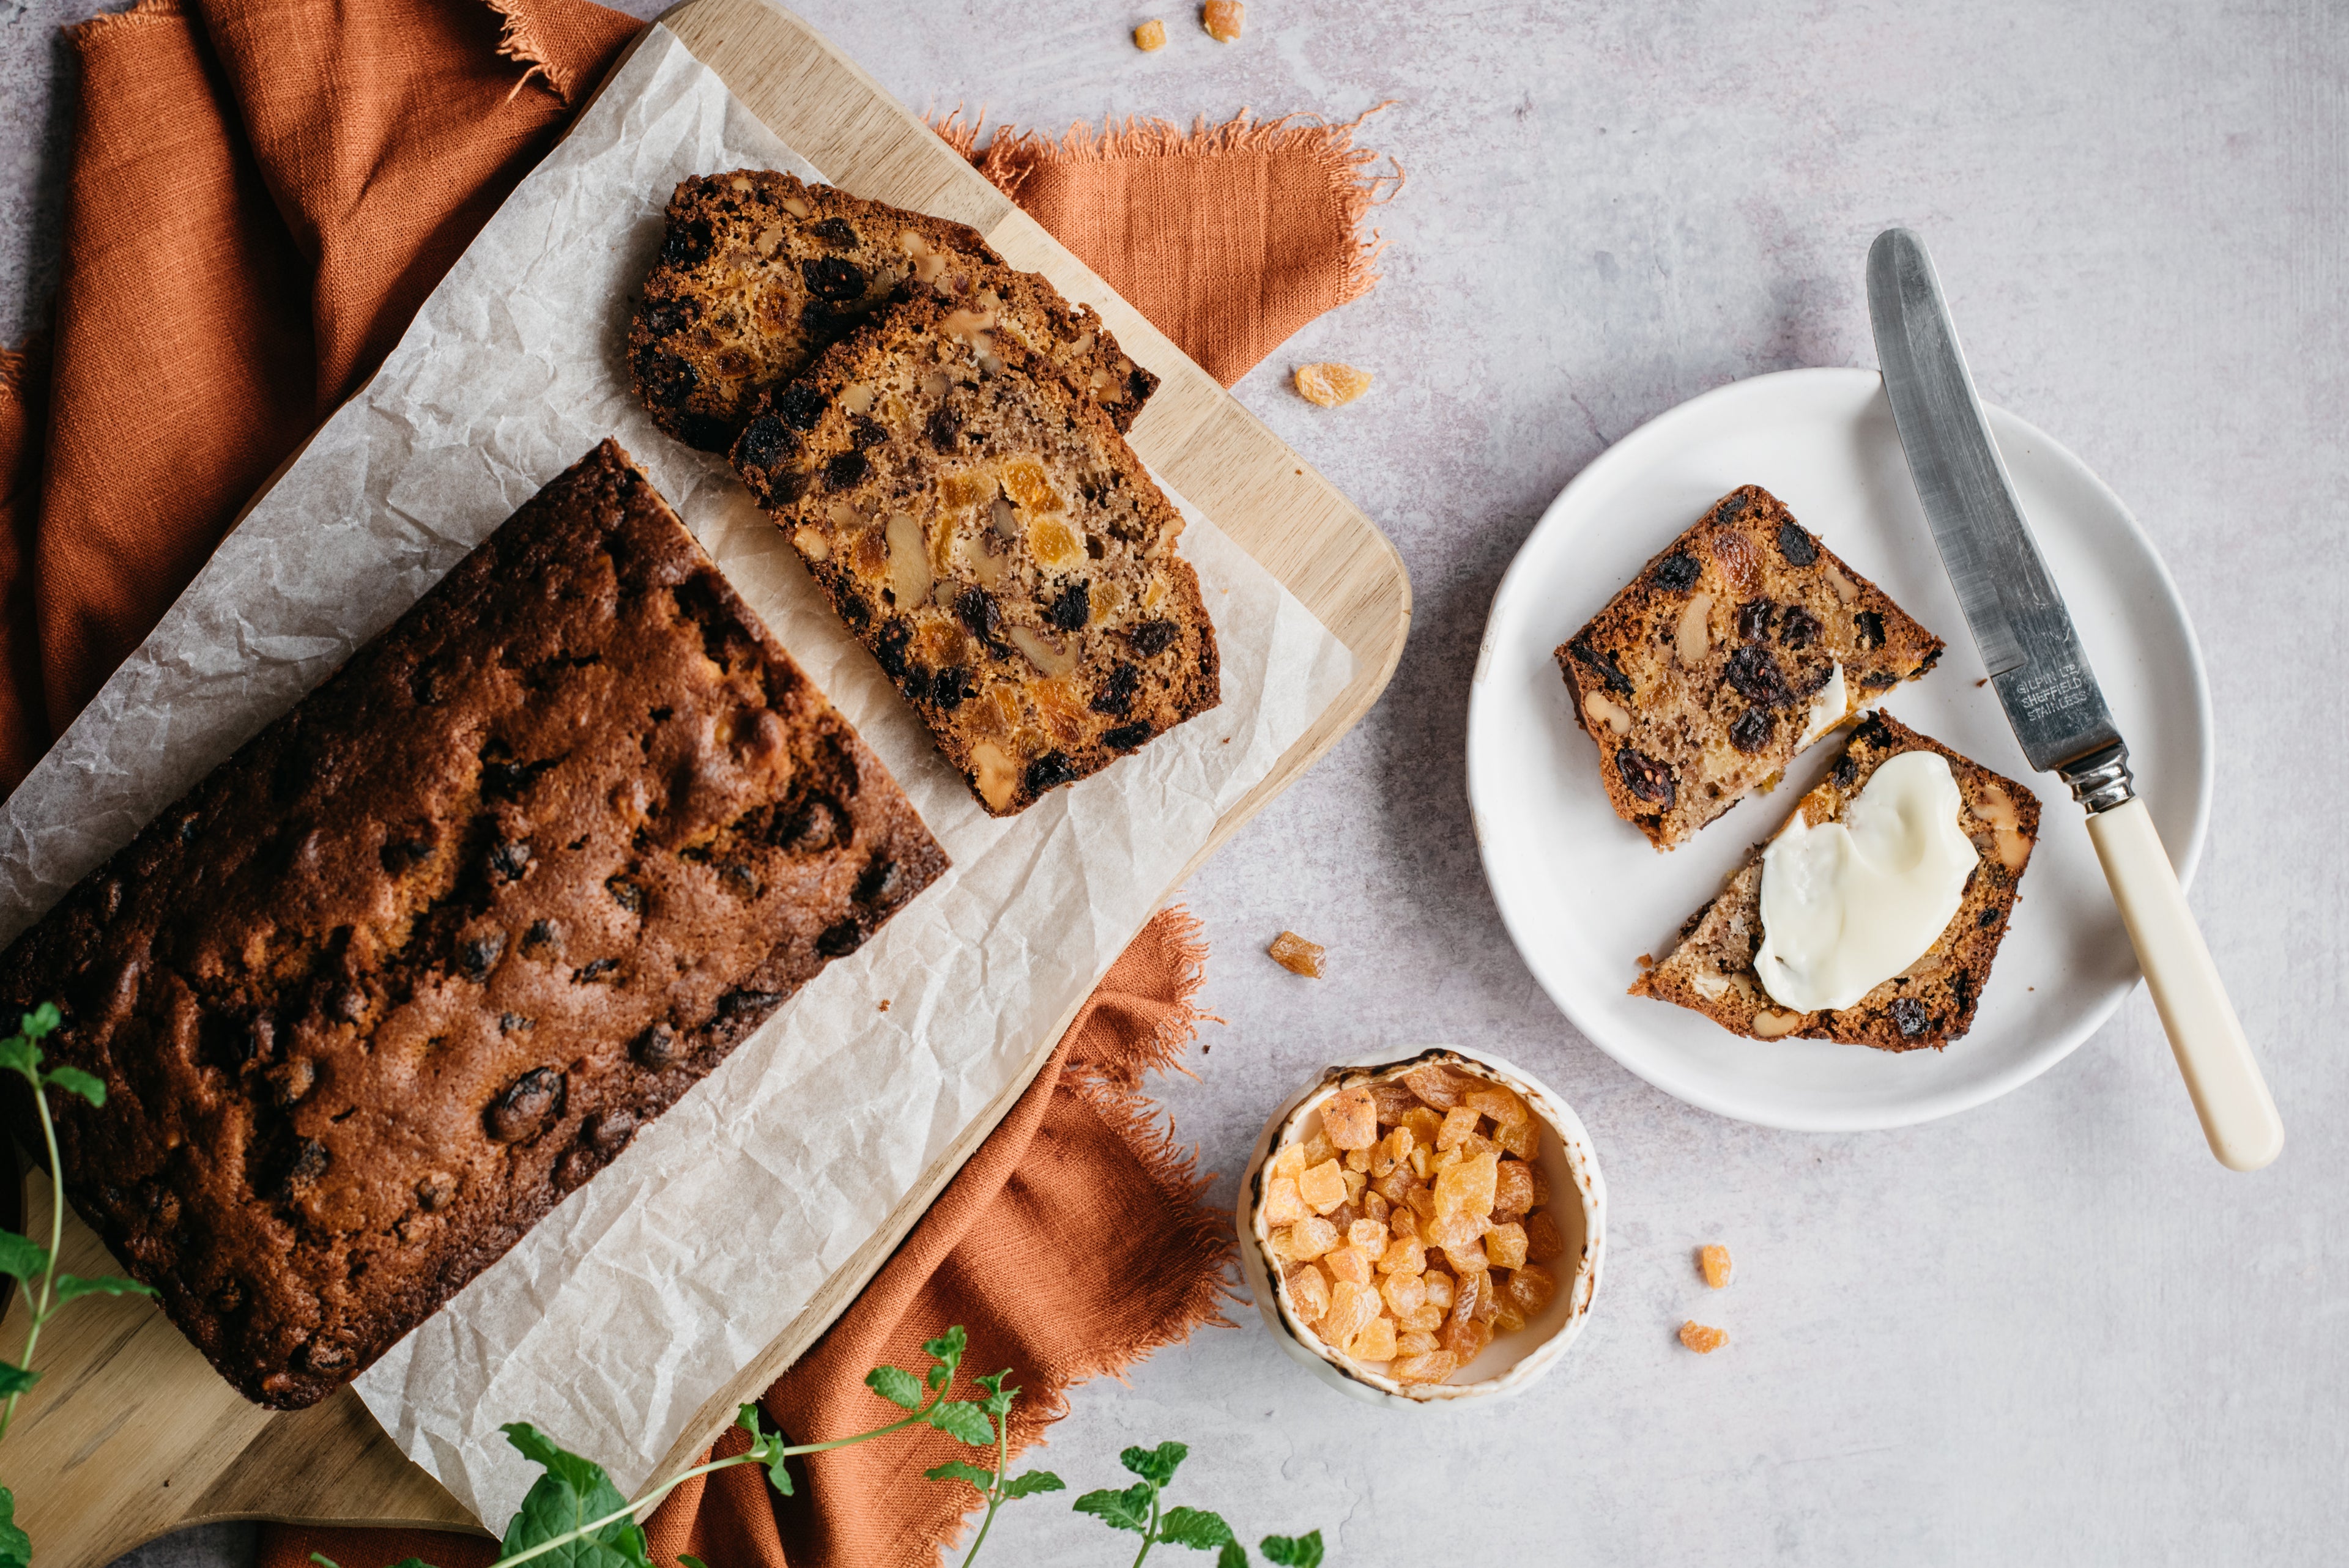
[
  {"left": 0, "top": 440, "right": 947, "bottom": 1409},
  {"left": 1556, "top": 484, "right": 1945, "bottom": 849},
  {"left": 631, "top": 169, "right": 1157, "bottom": 451},
  {"left": 732, "top": 293, "right": 1221, "bottom": 816},
  {"left": 1632, "top": 711, "right": 2038, "bottom": 1049}
]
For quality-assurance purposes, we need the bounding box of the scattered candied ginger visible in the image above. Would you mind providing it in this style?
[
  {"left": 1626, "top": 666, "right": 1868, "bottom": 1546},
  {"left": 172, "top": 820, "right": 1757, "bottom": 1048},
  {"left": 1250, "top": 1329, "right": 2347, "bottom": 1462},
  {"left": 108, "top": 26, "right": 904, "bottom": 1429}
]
[
  {"left": 1269, "top": 1059, "right": 1573, "bottom": 1391},
  {"left": 1267, "top": 930, "right": 1325, "bottom": 977},
  {"left": 1134, "top": 18, "right": 1167, "bottom": 50},
  {"left": 1293, "top": 361, "right": 1373, "bottom": 407},
  {"left": 1202, "top": 0, "right": 1244, "bottom": 42},
  {"left": 1680, "top": 1321, "right": 1728, "bottom": 1355},
  {"left": 1699, "top": 1243, "right": 1734, "bottom": 1289}
]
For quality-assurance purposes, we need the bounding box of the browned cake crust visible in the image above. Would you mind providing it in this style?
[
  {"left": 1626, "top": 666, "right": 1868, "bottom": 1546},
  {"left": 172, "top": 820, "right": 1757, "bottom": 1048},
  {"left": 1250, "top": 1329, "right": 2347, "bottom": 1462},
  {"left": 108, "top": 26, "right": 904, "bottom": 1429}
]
[
  {"left": 630, "top": 169, "right": 1157, "bottom": 451},
  {"left": 1556, "top": 485, "right": 1945, "bottom": 849},
  {"left": 0, "top": 440, "right": 947, "bottom": 1409},
  {"left": 1631, "top": 712, "right": 2041, "bottom": 1051},
  {"left": 732, "top": 294, "right": 1220, "bottom": 816}
]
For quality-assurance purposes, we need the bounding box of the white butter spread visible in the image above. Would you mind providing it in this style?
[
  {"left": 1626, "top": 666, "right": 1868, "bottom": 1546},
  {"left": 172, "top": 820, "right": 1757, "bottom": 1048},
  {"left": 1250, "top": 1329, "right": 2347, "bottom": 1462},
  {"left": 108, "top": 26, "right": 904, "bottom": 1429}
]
[
  {"left": 1795, "top": 662, "right": 1849, "bottom": 750},
  {"left": 1753, "top": 750, "right": 1975, "bottom": 1011}
]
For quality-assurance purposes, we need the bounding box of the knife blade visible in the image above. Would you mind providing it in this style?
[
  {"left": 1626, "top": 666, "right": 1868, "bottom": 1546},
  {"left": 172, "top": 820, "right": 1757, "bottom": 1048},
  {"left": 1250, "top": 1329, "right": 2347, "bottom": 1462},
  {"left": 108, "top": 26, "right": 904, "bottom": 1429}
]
[{"left": 1866, "top": 227, "right": 2283, "bottom": 1172}]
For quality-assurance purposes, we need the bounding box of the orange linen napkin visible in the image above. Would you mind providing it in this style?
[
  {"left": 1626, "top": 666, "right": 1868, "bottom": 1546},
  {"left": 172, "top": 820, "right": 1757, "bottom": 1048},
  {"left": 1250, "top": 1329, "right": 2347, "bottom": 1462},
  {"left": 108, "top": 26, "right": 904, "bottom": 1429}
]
[{"left": 267, "top": 907, "right": 1226, "bottom": 1568}]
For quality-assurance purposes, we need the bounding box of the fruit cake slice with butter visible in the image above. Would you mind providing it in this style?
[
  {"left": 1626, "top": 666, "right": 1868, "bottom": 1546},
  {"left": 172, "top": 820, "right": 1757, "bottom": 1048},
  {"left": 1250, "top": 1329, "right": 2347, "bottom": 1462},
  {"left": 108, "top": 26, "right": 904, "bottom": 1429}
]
[
  {"left": 1556, "top": 484, "right": 1945, "bottom": 849},
  {"left": 1633, "top": 711, "right": 2039, "bottom": 1050},
  {"left": 631, "top": 169, "right": 1156, "bottom": 451},
  {"left": 732, "top": 294, "right": 1220, "bottom": 815}
]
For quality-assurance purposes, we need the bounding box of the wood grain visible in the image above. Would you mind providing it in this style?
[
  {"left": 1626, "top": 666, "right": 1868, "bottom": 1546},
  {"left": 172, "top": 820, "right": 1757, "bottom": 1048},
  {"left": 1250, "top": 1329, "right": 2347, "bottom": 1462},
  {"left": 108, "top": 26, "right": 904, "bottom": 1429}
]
[{"left": 10, "top": 2, "right": 1408, "bottom": 1561}]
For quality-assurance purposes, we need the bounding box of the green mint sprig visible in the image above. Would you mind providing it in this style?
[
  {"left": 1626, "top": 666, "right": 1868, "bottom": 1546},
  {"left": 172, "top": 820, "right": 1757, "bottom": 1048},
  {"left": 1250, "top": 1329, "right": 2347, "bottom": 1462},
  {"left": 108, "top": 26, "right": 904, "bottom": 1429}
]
[
  {"left": 1074, "top": 1441, "right": 1326, "bottom": 1568},
  {"left": 924, "top": 1367, "right": 1064, "bottom": 1566}
]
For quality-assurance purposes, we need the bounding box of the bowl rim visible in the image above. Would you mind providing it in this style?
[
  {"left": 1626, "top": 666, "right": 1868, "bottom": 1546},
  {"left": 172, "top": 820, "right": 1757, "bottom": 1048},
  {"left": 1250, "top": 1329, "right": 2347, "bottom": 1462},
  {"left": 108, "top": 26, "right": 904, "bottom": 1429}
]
[{"left": 1238, "top": 1043, "right": 1608, "bottom": 1405}]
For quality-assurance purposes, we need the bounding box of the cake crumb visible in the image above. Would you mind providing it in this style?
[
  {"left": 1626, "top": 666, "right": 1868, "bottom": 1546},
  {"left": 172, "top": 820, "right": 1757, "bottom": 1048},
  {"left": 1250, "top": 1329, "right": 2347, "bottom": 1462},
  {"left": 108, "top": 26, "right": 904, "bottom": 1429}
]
[
  {"left": 1134, "top": 18, "right": 1166, "bottom": 49},
  {"left": 1202, "top": 0, "right": 1244, "bottom": 41},
  {"left": 1294, "top": 361, "right": 1373, "bottom": 407},
  {"left": 1680, "top": 1320, "right": 1728, "bottom": 1354},
  {"left": 1698, "top": 1243, "right": 1732, "bottom": 1289},
  {"left": 1268, "top": 930, "right": 1325, "bottom": 977},
  {"left": 878, "top": 999, "right": 891, "bottom": 1013},
  {"left": 1636, "top": 953, "right": 1655, "bottom": 970}
]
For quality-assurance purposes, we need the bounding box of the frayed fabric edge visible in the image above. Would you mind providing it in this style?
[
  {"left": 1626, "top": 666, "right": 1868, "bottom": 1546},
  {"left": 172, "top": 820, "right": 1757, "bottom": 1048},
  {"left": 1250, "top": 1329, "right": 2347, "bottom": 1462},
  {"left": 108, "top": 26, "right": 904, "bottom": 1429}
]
[
  {"left": 930, "top": 104, "right": 1405, "bottom": 306},
  {"left": 482, "top": 0, "right": 575, "bottom": 103},
  {"left": 66, "top": 0, "right": 184, "bottom": 45}
]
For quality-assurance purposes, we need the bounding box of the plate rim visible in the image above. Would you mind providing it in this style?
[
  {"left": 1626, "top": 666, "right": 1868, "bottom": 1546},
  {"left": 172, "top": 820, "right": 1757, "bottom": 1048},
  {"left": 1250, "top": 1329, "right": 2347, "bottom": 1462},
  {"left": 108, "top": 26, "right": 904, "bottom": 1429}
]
[{"left": 1467, "top": 364, "right": 2214, "bottom": 1131}]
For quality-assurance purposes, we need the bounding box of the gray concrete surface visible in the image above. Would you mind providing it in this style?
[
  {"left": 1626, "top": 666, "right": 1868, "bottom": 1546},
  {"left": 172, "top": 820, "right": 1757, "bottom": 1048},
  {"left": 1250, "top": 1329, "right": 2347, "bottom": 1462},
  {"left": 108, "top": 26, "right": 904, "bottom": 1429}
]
[{"left": 6, "top": 0, "right": 2347, "bottom": 1563}]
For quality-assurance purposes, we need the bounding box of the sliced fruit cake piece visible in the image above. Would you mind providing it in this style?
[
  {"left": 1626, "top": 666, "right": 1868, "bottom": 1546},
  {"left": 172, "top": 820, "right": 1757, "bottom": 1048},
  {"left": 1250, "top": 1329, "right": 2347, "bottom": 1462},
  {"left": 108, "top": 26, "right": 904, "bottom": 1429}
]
[
  {"left": 732, "top": 294, "right": 1220, "bottom": 816},
  {"left": 1633, "top": 711, "right": 2040, "bottom": 1051},
  {"left": 631, "top": 169, "right": 1157, "bottom": 451},
  {"left": 1555, "top": 484, "right": 1946, "bottom": 849}
]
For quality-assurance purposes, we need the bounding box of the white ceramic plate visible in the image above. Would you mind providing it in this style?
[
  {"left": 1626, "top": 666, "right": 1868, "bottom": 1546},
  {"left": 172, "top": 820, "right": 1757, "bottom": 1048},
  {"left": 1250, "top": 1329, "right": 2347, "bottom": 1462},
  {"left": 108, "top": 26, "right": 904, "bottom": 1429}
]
[{"left": 1467, "top": 368, "right": 2211, "bottom": 1131}]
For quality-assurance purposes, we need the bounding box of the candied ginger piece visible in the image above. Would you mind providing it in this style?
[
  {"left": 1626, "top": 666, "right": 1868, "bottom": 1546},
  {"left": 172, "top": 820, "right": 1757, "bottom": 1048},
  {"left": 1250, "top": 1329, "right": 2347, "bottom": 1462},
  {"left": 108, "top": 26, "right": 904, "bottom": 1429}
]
[
  {"left": 1434, "top": 1150, "right": 1499, "bottom": 1221},
  {"left": 1368, "top": 1081, "right": 1420, "bottom": 1123},
  {"left": 1370, "top": 1163, "right": 1417, "bottom": 1205},
  {"left": 1423, "top": 1208, "right": 1484, "bottom": 1251},
  {"left": 1348, "top": 1315, "right": 1398, "bottom": 1363},
  {"left": 1323, "top": 1279, "right": 1379, "bottom": 1346},
  {"left": 1400, "top": 1063, "right": 1473, "bottom": 1111},
  {"left": 1293, "top": 361, "right": 1373, "bottom": 408},
  {"left": 1362, "top": 1190, "right": 1390, "bottom": 1225},
  {"left": 1381, "top": 1271, "right": 1427, "bottom": 1317},
  {"left": 1348, "top": 1218, "right": 1388, "bottom": 1252},
  {"left": 1299, "top": 1130, "right": 1338, "bottom": 1168},
  {"left": 1345, "top": 1146, "right": 1371, "bottom": 1174},
  {"left": 1324, "top": 1244, "right": 1373, "bottom": 1287},
  {"left": 1529, "top": 1161, "right": 1552, "bottom": 1207},
  {"left": 1202, "top": 0, "right": 1245, "bottom": 43},
  {"left": 1422, "top": 1270, "right": 1457, "bottom": 1312},
  {"left": 1268, "top": 1142, "right": 1306, "bottom": 1182},
  {"left": 1398, "top": 1106, "right": 1444, "bottom": 1151},
  {"left": 1464, "top": 1084, "right": 1529, "bottom": 1127},
  {"left": 1434, "top": 1104, "right": 1480, "bottom": 1153},
  {"left": 1376, "top": 1235, "right": 1427, "bottom": 1277},
  {"left": 1443, "top": 1315, "right": 1493, "bottom": 1361},
  {"left": 1389, "top": 1349, "right": 1460, "bottom": 1385},
  {"left": 1491, "top": 1159, "right": 1535, "bottom": 1221},
  {"left": 1267, "top": 930, "right": 1323, "bottom": 977},
  {"left": 1297, "top": 1159, "right": 1348, "bottom": 1215},
  {"left": 1287, "top": 1262, "right": 1330, "bottom": 1324},
  {"left": 1367, "top": 1141, "right": 1396, "bottom": 1179},
  {"left": 1680, "top": 1321, "right": 1728, "bottom": 1355},
  {"left": 1341, "top": 1168, "right": 1368, "bottom": 1203},
  {"left": 1494, "top": 1116, "right": 1541, "bottom": 1161},
  {"left": 1286, "top": 1215, "right": 1339, "bottom": 1260},
  {"left": 1395, "top": 1329, "right": 1439, "bottom": 1357},
  {"left": 1389, "top": 1207, "right": 1419, "bottom": 1240},
  {"left": 1401, "top": 1301, "right": 1444, "bottom": 1333},
  {"left": 1263, "top": 1176, "right": 1305, "bottom": 1226},
  {"left": 1524, "top": 1210, "right": 1567, "bottom": 1264},
  {"left": 1699, "top": 1243, "right": 1734, "bottom": 1289},
  {"left": 1321, "top": 1085, "right": 1378, "bottom": 1149},
  {"left": 1449, "top": 1268, "right": 1481, "bottom": 1325},
  {"left": 1504, "top": 1263, "right": 1557, "bottom": 1316},
  {"left": 1133, "top": 17, "right": 1167, "bottom": 49},
  {"left": 1409, "top": 1146, "right": 1431, "bottom": 1179},
  {"left": 1443, "top": 1239, "right": 1488, "bottom": 1276},
  {"left": 1485, "top": 1221, "right": 1529, "bottom": 1270},
  {"left": 1404, "top": 1185, "right": 1436, "bottom": 1221},
  {"left": 1492, "top": 1296, "right": 1527, "bottom": 1333}
]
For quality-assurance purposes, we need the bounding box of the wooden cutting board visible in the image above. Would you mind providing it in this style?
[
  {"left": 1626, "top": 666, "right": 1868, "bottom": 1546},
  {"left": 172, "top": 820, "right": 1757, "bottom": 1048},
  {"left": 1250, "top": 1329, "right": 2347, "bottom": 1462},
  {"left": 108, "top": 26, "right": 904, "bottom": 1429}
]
[{"left": 2, "top": 2, "right": 1408, "bottom": 1562}]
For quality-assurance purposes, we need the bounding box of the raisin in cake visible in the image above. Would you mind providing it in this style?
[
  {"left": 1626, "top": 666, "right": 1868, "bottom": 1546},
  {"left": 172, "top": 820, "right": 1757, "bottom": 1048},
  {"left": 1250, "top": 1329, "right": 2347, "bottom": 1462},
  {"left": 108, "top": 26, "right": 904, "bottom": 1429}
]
[
  {"left": 732, "top": 294, "right": 1220, "bottom": 816},
  {"left": 1556, "top": 484, "right": 1945, "bottom": 849},
  {"left": 631, "top": 169, "right": 1157, "bottom": 451},
  {"left": 1632, "top": 712, "right": 2039, "bottom": 1050},
  {"left": 0, "top": 440, "right": 946, "bottom": 1409}
]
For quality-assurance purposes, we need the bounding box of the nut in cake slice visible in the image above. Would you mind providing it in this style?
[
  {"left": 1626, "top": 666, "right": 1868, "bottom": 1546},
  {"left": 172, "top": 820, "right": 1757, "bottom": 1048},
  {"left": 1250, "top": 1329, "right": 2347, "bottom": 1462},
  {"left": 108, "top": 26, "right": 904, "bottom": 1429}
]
[
  {"left": 1556, "top": 484, "right": 1945, "bottom": 849},
  {"left": 732, "top": 293, "right": 1220, "bottom": 816},
  {"left": 631, "top": 169, "right": 1157, "bottom": 451},
  {"left": 1632, "top": 711, "right": 2040, "bottom": 1050}
]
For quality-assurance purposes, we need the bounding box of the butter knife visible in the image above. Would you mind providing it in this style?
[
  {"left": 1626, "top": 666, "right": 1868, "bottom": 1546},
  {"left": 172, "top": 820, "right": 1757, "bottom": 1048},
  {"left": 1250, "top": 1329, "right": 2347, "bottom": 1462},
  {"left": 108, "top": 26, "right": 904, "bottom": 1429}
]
[{"left": 1866, "top": 227, "right": 2282, "bottom": 1170}]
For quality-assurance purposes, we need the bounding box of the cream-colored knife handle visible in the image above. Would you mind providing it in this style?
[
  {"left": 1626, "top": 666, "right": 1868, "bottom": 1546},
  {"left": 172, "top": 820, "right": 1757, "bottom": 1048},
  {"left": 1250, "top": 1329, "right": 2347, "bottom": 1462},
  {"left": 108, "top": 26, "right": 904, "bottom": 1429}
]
[{"left": 2084, "top": 797, "right": 2282, "bottom": 1170}]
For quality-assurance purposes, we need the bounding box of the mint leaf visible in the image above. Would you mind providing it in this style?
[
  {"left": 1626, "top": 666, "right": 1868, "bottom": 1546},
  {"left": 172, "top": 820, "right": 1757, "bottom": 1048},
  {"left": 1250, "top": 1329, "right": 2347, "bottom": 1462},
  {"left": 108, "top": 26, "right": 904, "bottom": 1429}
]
[
  {"left": 1074, "top": 1481, "right": 1154, "bottom": 1534},
  {"left": 1121, "top": 1441, "right": 1187, "bottom": 1486},
  {"left": 306, "top": 1555, "right": 341, "bottom": 1568},
  {"left": 42, "top": 1065, "right": 105, "bottom": 1108},
  {"left": 866, "top": 1364, "right": 926, "bottom": 1411},
  {"left": 1260, "top": 1531, "right": 1325, "bottom": 1567},
  {"left": 385, "top": 1560, "right": 439, "bottom": 1568},
  {"left": 0, "top": 1363, "right": 39, "bottom": 1397},
  {"left": 1159, "top": 1506, "right": 1234, "bottom": 1550},
  {"left": 678, "top": 1558, "right": 711, "bottom": 1568},
  {"left": 1219, "top": 1544, "right": 1250, "bottom": 1568},
  {"left": 0, "top": 1230, "right": 48, "bottom": 1283},
  {"left": 499, "top": 1422, "right": 650, "bottom": 1568},
  {"left": 1001, "top": 1470, "right": 1066, "bottom": 1500},
  {"left": 976, "top": 1369, "right": 1018, "bottom": 1418},
  {"left": 921, "top": 1326, "right": 967, "bottom": 1375},
  {"left": 732, "top": 1402, "right": 793, "bottom": 1494},
  {"left": 23, "top": 1004, "right": 59, "bottom": 1038},
  {"left": 53, "top": 1272, "right": 157, "bottom": 1303},
  {"left": 0, "top": 1486, "right": 30, "bottom": 1568},
  {"left": 923, "top": 1459, "right": 996, "bottom": 1490},
  {"left": 930, "top": 1400, "right": 997, "bottom": 1447}
]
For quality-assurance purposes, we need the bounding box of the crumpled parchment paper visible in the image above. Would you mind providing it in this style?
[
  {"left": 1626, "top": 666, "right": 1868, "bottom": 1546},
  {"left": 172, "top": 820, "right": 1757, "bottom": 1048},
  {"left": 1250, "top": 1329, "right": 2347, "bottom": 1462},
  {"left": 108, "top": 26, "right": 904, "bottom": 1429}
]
[{"left": 0, "top": 23, "right": 1353, "bottom": 1524}]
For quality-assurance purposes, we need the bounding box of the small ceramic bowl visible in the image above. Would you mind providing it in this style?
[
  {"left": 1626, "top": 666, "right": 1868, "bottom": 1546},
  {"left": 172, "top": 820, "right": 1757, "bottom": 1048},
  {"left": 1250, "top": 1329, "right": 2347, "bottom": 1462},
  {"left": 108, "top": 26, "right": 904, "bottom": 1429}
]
[{"left": 1236, "top": 1045, "right": 1606, "bottom": 1407}]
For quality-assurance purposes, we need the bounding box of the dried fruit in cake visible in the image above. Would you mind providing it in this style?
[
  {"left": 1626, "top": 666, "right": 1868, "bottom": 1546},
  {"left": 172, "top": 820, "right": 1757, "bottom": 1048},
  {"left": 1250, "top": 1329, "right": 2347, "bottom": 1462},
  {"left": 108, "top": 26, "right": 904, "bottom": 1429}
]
[
  {"left": 1267, "top": 930, "right": 1326, "bottom": 977},
  {"left": 736, "top": 294, "right": 1219, "bottom": 815},
  {"left": 1294, "top": 361, "right": 1373, "bottom": 407},
  {"left": 1632, "top": 712, "right": 2039, "bottom": 1049},
  {"left": 1680, "top": 1321, "right": 1728, "bottom": 1355},
  {"left": 1554, "top": 484, "right": 1945, "bottom": 849},
  {"left": 631, "top": 169, "right": 1156, "bottom": 452}
]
